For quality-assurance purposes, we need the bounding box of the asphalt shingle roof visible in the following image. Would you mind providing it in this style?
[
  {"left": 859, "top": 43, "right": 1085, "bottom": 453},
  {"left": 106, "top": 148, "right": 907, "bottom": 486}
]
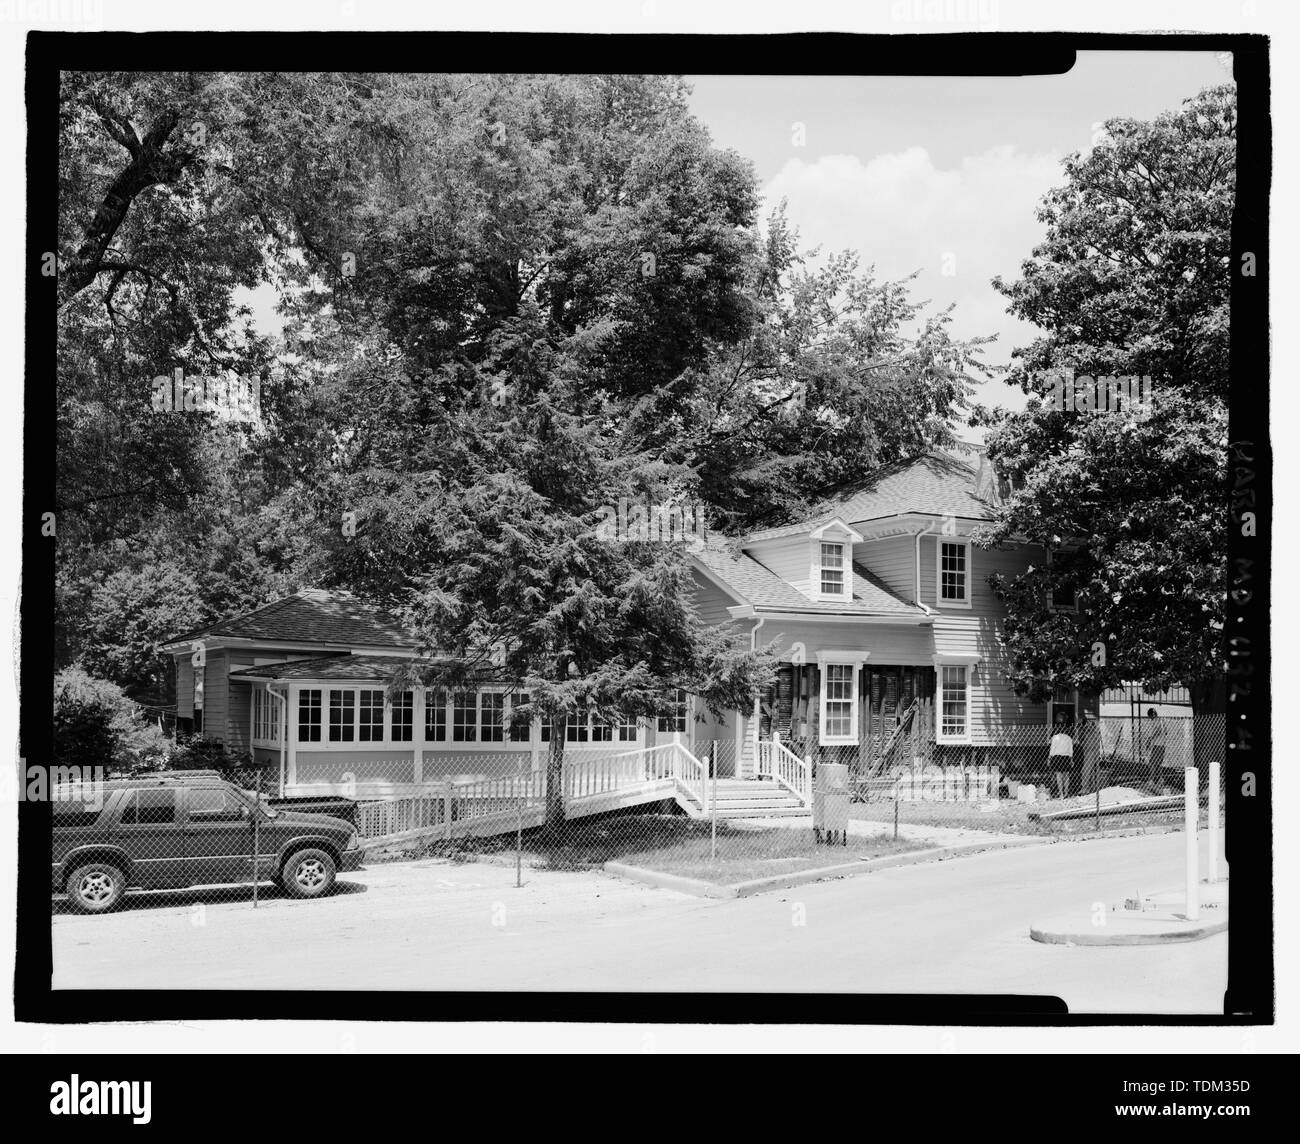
[
  {"left": 229, "top": 654, "right": 503, "bottom": 683},
  {"left": 695, "top": 538, "right": 924, "bottom": 617},
  {"left": 744, "top": 451, "right": 1005, "bottom": 542},
  {"left": 170, "top": 589, "right": 415, "bottom": 649}
]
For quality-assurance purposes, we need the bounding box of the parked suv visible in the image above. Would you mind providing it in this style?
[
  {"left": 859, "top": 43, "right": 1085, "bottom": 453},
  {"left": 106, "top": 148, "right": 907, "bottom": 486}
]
[{"left": 52, "top": 773, "right": 363, "bottom": 914}]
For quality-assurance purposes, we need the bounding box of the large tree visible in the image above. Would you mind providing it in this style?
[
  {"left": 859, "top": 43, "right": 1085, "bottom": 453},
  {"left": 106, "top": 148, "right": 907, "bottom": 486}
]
[{"left": 977, "top": 84, "right": 1234, "bottom": 770}]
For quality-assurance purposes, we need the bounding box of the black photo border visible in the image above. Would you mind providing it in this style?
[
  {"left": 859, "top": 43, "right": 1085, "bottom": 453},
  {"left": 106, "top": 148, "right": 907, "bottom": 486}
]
[{"left": 18, "top": 29, "right": 1272, "bottom": 1026}]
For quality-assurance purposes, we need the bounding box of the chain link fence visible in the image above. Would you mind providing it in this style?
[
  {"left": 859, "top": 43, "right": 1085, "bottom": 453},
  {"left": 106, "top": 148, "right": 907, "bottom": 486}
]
[{"left": 51, "top": 715, "right": 1227, "bottom": 910}]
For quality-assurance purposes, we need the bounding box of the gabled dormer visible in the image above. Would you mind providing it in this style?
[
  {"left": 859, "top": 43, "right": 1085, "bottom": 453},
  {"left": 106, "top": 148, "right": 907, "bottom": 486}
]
[{"left": 807, "top": 518, "right": 864, "bottom": 603}]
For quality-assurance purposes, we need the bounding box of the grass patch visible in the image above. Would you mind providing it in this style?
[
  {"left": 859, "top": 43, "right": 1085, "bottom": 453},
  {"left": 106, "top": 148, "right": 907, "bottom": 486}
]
[
  {"left": 379, "top": 810, "right": 926, "bottom": 884},
  {"left": 619, "top": 827, "right": 926, "bottom": 884},
  {"left": 850, "top": 798, "right": 1052, "bottom": 836}
]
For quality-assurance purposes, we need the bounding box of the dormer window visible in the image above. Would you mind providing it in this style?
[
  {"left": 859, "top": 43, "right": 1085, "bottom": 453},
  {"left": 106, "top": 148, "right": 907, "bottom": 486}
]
[
  {"left": 820, "top": 542, "right": 845, "bottom": 595},
  {"left": 809, "top": 518, "right": 863, "bottom": 602}
]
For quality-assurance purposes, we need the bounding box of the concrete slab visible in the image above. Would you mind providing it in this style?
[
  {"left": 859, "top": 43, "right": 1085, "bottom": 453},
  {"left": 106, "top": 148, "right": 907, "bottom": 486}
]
[{"left": 1031, "top": 879, "right": 1229, "bottom": 946}]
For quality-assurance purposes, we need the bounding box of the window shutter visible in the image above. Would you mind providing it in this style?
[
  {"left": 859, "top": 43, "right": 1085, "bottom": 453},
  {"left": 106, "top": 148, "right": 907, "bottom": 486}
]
[{"left": 776, "top": 665, "right": 794, "bottom": 735}]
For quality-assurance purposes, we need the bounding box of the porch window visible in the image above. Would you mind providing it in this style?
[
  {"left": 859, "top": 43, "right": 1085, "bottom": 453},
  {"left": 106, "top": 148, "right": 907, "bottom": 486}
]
[
  {"left": 939, "top": 665, "right": 971, "bottom": 742},
  {"left": 819, "top": 541, "right": 846, "bottom": 596},
  {"left": 328, "top": 689, "right": 356, "bottom": 742},
  {"left": 565, "top": 712, "right": 590, "bottom": 743},
  {"left": 358, "top": 689, "right": 384, "bottom": 742},
  {"left": 509, "top": 692, "right": 531, "bottom": 743},
  {"left": 480, "top": 691, "right": 506, "bottom": 742},
  {"left": 425, "top": 689, "right": 447, "bottom": 742},
  {"left": 938, "top": 540, "right": 971, "bottom": 606},
  {"left": 452, "top": 692, "right": 477, "bottom": 742},
  {"left": 617, "top": 713, "right": 639, "bottom": 742},
  {"left": 820, "top": 663, "right": 857, "bottom": 744},
  {"left": 298, "top": 689, "right": 322, "bottom": 742},
  {"left": 253, "top": 688, "right": 282, "bottom": 744},
  {"left": 391, "top": 690, "right": 414, "bottom": 742},
  {"left": 657, "top": 688, "right": 688, "bottom": 734},
  {"left": 591, "top": 715, "right": 613, "bottom": 743}
]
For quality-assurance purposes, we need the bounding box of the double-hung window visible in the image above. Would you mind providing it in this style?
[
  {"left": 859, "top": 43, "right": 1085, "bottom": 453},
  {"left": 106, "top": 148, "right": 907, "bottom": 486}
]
[
  {"left": 391, "top": 691, "right": 414, "bottom": 742},
  {"left": 815, "top": 652, "right": 867, "bottom": 745},
  {"left": 253, "top": 688, "right": 282, "bottom": 744},
  {"left": 509, "top": 692, "right": 531, "bottom": 743},
  {"left": 657, "top": 688, "right": 688, "bottom": 734},
  {"left": 819, "top": 542, "right": 845, "bottom": 596},
  {"left": 425, "top": 690, "right": 447, "bottom": 742},
  {"left": 328, "top": 689, "right": 357, "bottom": 742},
  {"left": 452, "top": 692, "right": 478, "bottom": 742},
  {"left": 934, "top": 658, "right": 976, "bottom": 744},
  {"left": 358, "top": 689, "right": 385, "bottom": 742},
  {"left": 298, "top": 689, "right": 322, "bottom": 742},
  {"left": 809, "top": 521, "right": 861, "bottom": 601},
  {"left": 938, "top": 539, "right": 972, "bottom": 607},
  {"left": 821, "top": 665, "right": 856, "bottom": 743},
  {"left": 480, "top": 691, "right": 506, "bottom": 743}
]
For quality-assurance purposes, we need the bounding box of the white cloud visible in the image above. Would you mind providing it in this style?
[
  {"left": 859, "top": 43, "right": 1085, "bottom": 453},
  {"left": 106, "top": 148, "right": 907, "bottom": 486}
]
[{"left": 762, "top": 145, "right": 1064, "bottom": 378}]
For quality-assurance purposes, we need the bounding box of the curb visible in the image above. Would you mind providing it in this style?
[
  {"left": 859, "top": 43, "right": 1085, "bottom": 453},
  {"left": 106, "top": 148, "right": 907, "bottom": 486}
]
[
  {"left": 1030, "top": 915, "right": 1228, "bottom": 946},
  {"left": 605, "top": 836, "right": 1049, "bottom": 899}
]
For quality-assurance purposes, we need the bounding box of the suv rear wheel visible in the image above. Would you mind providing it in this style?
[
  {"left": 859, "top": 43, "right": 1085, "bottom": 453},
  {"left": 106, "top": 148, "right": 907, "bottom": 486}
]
[
  {"left": 66, "top": 861, "right": 126, "bottom": 914},
  {"left": 281, "top": 848, "right": 337, "bottom": 899}
]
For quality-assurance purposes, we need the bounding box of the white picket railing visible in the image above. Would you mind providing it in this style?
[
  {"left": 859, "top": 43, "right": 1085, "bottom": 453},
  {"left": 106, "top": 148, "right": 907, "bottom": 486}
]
[{"left": 756, "top": 733, "right": 812, "bottom": 807}]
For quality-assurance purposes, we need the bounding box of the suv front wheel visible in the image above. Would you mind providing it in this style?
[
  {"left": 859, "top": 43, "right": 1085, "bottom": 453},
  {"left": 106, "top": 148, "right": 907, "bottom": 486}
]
[
  {"left": 66, "top": 861, "right": 126, "bottom": 914},
  {"left": 281, "top": 848, "right": 337, "bottom": 899}
]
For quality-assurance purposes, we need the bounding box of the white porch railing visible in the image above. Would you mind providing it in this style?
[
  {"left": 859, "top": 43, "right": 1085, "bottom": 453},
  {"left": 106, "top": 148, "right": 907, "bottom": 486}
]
[
  {"left": 564, "top": 746, "right": 666, "bottom": 798},
  {"left": 756, "top": 733, "right": 812, "bottom": 807},
  {"left": 355, "top": 768, "right": 545, "bottom": 842},
  {"left": 355, "top": 742, "right": 708, "bottom": 842},
  {"left": 669, "top": 741, "right": 707, "bottom": 812}
]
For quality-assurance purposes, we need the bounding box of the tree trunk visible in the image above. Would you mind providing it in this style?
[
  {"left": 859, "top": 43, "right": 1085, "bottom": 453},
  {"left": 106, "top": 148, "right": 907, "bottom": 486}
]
[{"left": 544, "top": 720, "right": 567, "bottom": 838}]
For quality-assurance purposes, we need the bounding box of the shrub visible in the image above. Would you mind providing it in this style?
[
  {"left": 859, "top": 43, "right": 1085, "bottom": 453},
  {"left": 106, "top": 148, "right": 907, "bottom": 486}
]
[{"left": 53, "top": 666, "right": 170, "bottom": 775}]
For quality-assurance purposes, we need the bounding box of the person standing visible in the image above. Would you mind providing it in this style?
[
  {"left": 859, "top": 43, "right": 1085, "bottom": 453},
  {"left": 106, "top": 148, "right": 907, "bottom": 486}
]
[
  {"left": 1144, "top": 708, "right": 1167, "bottom": 790},
  {"left": 1050, "top": 714, "right": 1075, "bottom": 800}
]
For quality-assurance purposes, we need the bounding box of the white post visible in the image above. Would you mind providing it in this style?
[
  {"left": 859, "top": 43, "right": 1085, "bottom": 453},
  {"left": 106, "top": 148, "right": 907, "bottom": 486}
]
[
  {"left": 1184, "top": 766, "right": 1199, "bottom": 920},
  {"left": 710, "top": 743, "right": 718, "bottom": 861},
  {"left": 1208, "top": 760, "right": 1221, "bottom": 884}
]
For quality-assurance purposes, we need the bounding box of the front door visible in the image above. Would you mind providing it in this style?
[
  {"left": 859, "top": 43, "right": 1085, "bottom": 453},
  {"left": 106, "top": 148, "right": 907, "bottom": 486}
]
[{"left": 184, "top": 785, "right": 257, "bottom": 886}]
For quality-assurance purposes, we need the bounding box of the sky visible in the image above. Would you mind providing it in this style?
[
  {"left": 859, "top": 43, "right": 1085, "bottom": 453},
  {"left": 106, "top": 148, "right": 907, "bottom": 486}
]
[{"left": 685, "top": 52, "right": 1231, "bottom": 418}]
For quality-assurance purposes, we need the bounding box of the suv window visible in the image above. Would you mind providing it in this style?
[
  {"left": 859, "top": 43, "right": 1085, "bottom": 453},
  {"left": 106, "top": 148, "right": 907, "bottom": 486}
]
[
  {"left": 52, "top": 797, "right": 105, "bottom": 829},
  {"left": 120, "top": 788, "right": 179, "bottom": 825},
  {"left": 188, "top": 787, "right": 246, "bottom": 822}
]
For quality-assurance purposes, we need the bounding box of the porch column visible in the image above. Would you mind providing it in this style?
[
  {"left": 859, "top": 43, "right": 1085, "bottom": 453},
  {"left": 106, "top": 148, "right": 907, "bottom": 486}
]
[
  {"left": 413, "top": 687, "right": 425, "bottom": 786},
  {"left": 287, "top": 684, "right": 298, "bottom": 790}
]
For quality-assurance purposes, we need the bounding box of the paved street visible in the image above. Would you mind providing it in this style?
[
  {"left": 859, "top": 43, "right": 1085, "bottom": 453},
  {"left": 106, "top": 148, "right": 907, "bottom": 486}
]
[{"left": 52, "top": 832, "right": 1227, "bottom": 1012}]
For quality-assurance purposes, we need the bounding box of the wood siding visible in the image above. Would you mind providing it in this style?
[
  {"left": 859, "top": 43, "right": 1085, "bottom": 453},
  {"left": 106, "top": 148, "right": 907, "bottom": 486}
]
[
  {"left": 920, "top": 534, "right": 1048, "bottom": 742},
  {"left": 856, "top": 534, "right": 917, "bottom": 600},
  {"left": 743, "top": 536, "right": 814, "bottom": 598}
]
